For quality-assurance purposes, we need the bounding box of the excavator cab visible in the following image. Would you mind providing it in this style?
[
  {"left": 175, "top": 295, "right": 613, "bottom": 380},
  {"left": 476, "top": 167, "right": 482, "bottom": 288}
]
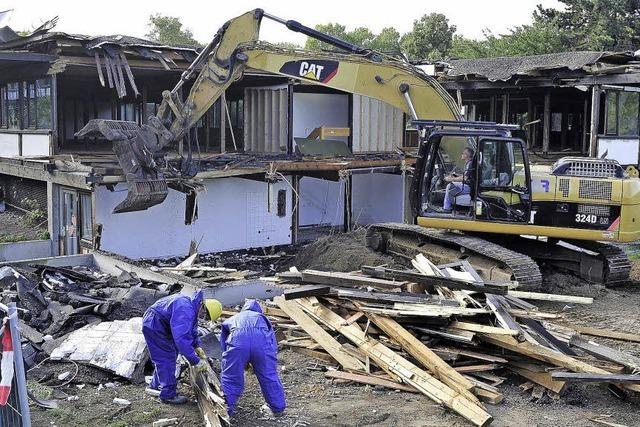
[{"left": 414, "top": 121, "right": 532, "bottom": 223}]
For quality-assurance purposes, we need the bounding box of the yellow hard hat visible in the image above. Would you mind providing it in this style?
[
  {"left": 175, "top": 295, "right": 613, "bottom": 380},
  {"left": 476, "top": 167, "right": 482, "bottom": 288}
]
[{"left": 203, "top": 299, "right": 222, "bottom": 321}]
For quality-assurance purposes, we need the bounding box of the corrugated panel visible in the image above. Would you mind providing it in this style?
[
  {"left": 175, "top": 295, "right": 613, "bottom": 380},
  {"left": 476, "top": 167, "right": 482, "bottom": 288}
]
[
  {"left": 244, "top": 88, "right": 288, "bottom": 153},
  {"left": 352, "top": 95, "right": 404, "bottom": 152}
]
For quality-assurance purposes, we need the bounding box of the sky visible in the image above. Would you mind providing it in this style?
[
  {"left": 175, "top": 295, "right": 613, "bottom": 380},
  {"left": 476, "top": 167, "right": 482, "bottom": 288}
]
[{"left": 3, "top": 0, "right": 562, "bottom": 44}]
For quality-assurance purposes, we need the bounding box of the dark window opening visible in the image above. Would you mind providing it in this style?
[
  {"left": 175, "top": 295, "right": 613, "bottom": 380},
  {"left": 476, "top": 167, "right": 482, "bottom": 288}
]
[
  {"left": 606, "top": 91, "right": 640, "bottom": 137},
  {"left": 0, "top": 78, "right": 52, "bottom": 130}
]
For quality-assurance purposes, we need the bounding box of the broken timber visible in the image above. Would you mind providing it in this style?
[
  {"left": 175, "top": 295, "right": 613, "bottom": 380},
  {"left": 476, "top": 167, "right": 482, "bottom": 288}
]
[
  {"left": 361, "top": 265, "right": 509, "bottom": 295},
  {"left": 300, "top": 270, "right": 404, "bottom": 290},
  {"left": 324, "top": 370, "right": 419, "bottom": 393},
  {"left": 283, "top": 285, "right": 331, "bottom": 300},
  {"left": 297, "top": 297, "right": 492, "bottom": 427},
  {"left": 550, "top": 372, "right": 640, "bottom": 383},
  {"left": 189, "top": 366, "right": 229, "bottom": 427},
  {"left": 569, "top": 335, "right": 640, "bottom": 373},
  {"left": 364, "top": 312, "right": 481, "bottom": 406},
  {"left": 274, "top": 296, "right": 365, "bottom": 371}
]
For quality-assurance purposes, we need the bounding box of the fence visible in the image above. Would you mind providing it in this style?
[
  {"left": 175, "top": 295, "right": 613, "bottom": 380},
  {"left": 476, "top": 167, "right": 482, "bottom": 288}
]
[{"left": 0, "top": 303, "right": 31, "bottom": 426}]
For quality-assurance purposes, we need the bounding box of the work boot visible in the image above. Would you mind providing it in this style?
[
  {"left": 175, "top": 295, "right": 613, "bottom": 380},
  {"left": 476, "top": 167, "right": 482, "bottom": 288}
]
[{"left": 161, "top": 394, "right": 189, "bottom": 405}]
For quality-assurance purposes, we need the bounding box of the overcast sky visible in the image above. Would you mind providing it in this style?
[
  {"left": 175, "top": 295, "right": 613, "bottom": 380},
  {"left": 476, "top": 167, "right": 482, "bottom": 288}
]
[{"left": 4, "top": 0, "right": 562, "bottom": 44}]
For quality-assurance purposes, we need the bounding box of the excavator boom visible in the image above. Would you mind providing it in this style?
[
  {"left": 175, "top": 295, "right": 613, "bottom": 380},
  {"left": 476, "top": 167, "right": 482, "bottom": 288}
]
[{"left": 77, "top": 9, "right": 459, "bottom": 213}]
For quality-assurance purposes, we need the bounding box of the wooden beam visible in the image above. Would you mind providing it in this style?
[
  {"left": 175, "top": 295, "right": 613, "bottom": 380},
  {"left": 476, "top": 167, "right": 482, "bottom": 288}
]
[
  {"left": 563, "top": 325, "right": 640, "bottom": 344},
  {"left": 360, "top": 265, "right": 509, "bottom": 295},
  {"left": 301, "top": 270, "right": 404, "bottom": 290},
  {"left": 290, "top": 347, "right": 337, "bottom": 363},
  {"left": 509, "top": 366, "right": 566, "bottom": 394},
  {"left": 550, "top": 372, "right": 640, "bottom": 383},
  {"left": 189, "top": 366, "right": 229, "bottom": 427},
  {"left": 508, "top": 291, "right": 593, "bottom": 305},
  {"left": 589, "top": 86, "right": 601, "bottom": 157},
  {"left": 569, "top": 335, "right": 640, "bottom": 373},
  {"left": 480, "top": 333, "right": 640, "bottom": 394},
  {"left": 324, "top": 370, "right": 419, "bottom": 393},
  {"left": 298, "top": 298, "right": 492, "bottom": 427},
  {"left": 450, "top": 321, "right": 519, "bottom": 336},
  {"left": 543, "top": 91, "right": 551, "bottom": 154},
  {"left": 364, "top": 312, "right": 479, "bottom": 405},
  {"left": 454, "top": 364, "right": 500, "bottom": 374},
  {"left": 283, "top": 285, "right": 331, "bottom": 300},
  {"left": 274, "top": 296, "right": 365, "bottom": 372}
]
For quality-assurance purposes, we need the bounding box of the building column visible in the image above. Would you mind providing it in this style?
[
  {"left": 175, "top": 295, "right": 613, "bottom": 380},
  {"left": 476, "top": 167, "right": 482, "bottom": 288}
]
[
  {"left": 582, "top": 97, "right": 589, "bottom": 154},
  {"left": 543, "top": 92, "right": 551, "bottom": 154},
  {"left": 589, "top": 85, "right": 601, "bottom": 157},
  {"left": 501, "top": 93, "right": 510, "bottom": 124}
]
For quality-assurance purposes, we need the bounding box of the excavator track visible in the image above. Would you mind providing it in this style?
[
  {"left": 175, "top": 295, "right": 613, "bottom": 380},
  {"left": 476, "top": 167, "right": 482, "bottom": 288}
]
[
  {"left": 566, "top": 240, "right": 632, "bottom": 284},
  {"left": 367, "top": 223, "right": 543, "bottom": 289}
]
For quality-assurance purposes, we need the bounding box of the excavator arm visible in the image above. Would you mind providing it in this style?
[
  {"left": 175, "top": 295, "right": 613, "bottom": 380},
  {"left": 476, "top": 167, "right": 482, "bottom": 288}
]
[{"left": 78, "top": 9, "right": 460, "bottom": 213}]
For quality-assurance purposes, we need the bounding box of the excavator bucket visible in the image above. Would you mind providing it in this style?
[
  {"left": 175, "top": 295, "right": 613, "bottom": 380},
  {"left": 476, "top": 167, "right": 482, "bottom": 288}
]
[{"left": 76, "top": 119, "right": 168, "bottom": 213}]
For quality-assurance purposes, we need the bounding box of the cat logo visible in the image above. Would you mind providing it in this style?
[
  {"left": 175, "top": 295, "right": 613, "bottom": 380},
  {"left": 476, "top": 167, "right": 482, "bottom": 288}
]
[{"left": 279, "top": 60, "right": 339, "bottom": 83}]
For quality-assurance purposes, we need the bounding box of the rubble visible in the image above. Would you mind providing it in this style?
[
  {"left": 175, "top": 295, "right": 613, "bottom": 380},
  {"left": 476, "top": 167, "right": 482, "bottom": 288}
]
[
  {"left": 214, "top": 253, "right": 640, "bottom": 426},
  {"left": 50, "top": 318, "right": 148, "bottom": 382}
]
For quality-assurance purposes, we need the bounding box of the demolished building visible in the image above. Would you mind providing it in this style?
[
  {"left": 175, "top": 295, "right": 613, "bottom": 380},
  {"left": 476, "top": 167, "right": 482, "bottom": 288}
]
[
  {"left": 423, "top": 51, "right": 640, "bottom": 163},
  {"left": 0, "top": 22, "right": 410, "bottom": 260}
]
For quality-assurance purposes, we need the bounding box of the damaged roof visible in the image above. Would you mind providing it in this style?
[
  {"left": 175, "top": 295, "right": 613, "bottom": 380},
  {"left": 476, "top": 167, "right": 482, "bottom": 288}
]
[{"left": 437, "top": 51, "right": 638, "bottom": 81}]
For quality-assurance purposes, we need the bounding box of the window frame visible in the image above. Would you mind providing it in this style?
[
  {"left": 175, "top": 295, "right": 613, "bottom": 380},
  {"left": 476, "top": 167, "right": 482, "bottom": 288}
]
[
  {"left": 605, "top": 90, "right": 640, "bottom": 137},
  {"left": 0, "top": 77, "right": 53, "bottom": 131}
]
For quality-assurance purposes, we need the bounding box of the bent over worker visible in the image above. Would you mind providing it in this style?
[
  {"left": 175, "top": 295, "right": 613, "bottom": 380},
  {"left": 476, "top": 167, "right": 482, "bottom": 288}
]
[
  {"left": 220, "top": 299, "right": 286, "bottom": 416},
  {"left": 142, "top": 290, "right": 222, "bottom": 404}
]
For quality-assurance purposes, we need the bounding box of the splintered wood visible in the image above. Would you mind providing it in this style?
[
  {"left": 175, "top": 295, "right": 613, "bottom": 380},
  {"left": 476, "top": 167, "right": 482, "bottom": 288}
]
[{"left": 263, "top": 254, "right": 640, "bottom": 426}]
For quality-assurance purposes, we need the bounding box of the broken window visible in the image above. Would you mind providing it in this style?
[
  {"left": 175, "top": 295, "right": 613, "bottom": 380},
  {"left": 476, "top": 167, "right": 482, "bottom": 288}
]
[
  {"left": 606, "top": 91, "right": 640, "bottom": 137},
  {"left": 0, "top": 79, "right": 52, "bottom": 130}
]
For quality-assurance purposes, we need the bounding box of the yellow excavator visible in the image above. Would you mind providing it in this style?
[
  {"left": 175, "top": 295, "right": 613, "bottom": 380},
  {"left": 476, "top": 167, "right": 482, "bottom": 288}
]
[{"left": 78, "top": 9, "right": 640, "bottom": 288}]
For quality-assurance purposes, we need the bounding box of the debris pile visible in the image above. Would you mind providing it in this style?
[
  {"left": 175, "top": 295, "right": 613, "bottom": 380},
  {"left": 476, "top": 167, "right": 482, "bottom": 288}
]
[
  {"left": 0, "top": 264, "right": 171, "bottom": 378},
  {"left": 227, "top": 254, "right": 640, "bottom": 427}
]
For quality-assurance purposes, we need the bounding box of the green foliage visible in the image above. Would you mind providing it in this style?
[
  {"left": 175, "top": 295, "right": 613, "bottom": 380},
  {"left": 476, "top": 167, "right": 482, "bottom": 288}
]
[
  {"left": 401, "top": 13, "right": 456, "bottom": 60},
  {"left": 20, "top": 197, "right": 45, "bottom": 227},
  {"left": 304, "top": 23, "right": 348, "bottom": 51},
  {"left": 146, "top": 14, "right": 201, "bottom": 47},
  {"left": 536, "top": 0, "right": 640, "bottom": 50},
  {"left": 450, "top": 19, "right": 569, "bottom": 59},
  {"left": 370, "top": 27, "right": 402, "bottom": 54}
]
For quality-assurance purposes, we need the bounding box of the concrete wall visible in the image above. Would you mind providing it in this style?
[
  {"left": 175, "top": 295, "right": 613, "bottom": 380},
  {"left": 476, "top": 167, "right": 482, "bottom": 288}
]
[
  {"left": 0, "top": 239, "right": 52, "bottom": 262},
  {"left": 299, "top": 177, "right": 344, "bottom": 227},
  {"left": 95, "top": 177, "right": 293, "bottom": 259},
  {"left": 351, "top": 173, "right": 404, "bottom": 225},
  {"left": 292, "top": 92, "right": 349, "bottom": 145}
]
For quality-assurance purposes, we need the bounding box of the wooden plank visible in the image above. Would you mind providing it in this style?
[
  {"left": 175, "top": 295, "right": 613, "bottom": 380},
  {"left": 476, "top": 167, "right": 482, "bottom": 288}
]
[
  {"left": 480, "top": 334, "right": 640, "bottom": 394},
  {"left": 550, "top": 372, "right": 640, "bottom": 383},
  {"left": 283, "top": 285, "right": 331, "bottom": 300},
  {"left": 508, "top": 290, "right": 593, "bottom": 305},
  {"left": 474, "top": 388, "right": 504, "bottom": 405},
  {"left": 509, "top": 367, "right": 566, "bottom": 394},
  {"left": 569, "top": 335, "right": 640, "bottom": 372},
  {"left": 361, "top": 265, "right": 509, "bottom": 295},
  {"left": 520, "top": 318, "right": 577, "bottom": 355},
  {"left": 563, "top": 325, "right": 640, "bottom": 344},
  {"left": 298, "top": 298, "right": 492, "bottom": 427},
  {"left": 189, "top": 365, "right": 229, "bottom": 427},
  {"left": 485, "top": 294, "right": 525, "bottom": 341},
  {"left": 364, "top": 312, "right": 479, "bottom": 405},
  {"left": 450, "top": 321, "right": 519, "bottom": 336},
  {"left": 301, "top": 269, "right": 404, "bottom": 290},
  {"left": 433, "top": 347, "right": 509, "bottom": 364},
  {"left": 342, "top": 311, "right": 364, "bottom": 326},
  {"left": 324, "top": 370, "right": 419, "bottom": 393},
  {"left": 454, "top": 364, "right": 500, "bottom": 374},
  {"left": 332, "top": 287, "right": 457, "bottom": 306},
  {"left": 274, "top": 296, "right": 365, "bottom": 372},
  {"left": 411, "top": 326, "right": 475, "bottom": 344}
]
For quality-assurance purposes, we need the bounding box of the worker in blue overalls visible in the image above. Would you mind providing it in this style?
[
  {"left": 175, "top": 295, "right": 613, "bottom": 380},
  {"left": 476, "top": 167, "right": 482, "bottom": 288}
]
[
  {"left": 142, "top": 290, "right": 222, "bottom": 404},
  {"left": 220, "top": 299, "right": 286, "bottom": 416}
]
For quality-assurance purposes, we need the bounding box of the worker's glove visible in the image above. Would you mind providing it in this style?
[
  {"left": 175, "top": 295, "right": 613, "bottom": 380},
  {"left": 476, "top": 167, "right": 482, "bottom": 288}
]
[
  {"left": 194, "top": 358, "right": 209, "bottom": 373},
  {"left": 195, "top": 347, "right": 206, "bottom": 359}
]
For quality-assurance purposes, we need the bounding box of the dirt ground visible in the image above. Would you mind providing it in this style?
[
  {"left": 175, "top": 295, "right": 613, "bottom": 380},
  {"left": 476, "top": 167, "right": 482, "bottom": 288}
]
[{"left": 30, "top": 232, "right": 640, "bottom": 427}]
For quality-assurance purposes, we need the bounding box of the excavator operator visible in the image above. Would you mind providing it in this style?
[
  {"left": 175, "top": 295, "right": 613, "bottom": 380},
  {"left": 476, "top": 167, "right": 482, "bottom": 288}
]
[{"left": 443, "top": 147, "right": 475, "bottom": 213}]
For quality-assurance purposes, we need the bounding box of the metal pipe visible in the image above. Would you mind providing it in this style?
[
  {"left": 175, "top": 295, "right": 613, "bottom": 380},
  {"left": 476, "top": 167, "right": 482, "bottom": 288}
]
[
  {"left": 8, "top": 303, "right": 31, "bottom": 427},
  {"left": 400, "top": 85, "right": 419, "bottom": 120}
]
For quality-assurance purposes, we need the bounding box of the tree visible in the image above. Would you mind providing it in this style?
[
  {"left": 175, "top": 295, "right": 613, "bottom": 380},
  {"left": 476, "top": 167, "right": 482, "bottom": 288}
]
[
  {"left": 304, "top": 23, "right": 348, "bottom": 51},
  {"left": 536, "top": 0, "right": 640, "bottom": 50},
  {"left": 370, "top": 27, "right": 402, "bottom": 54},
  {"left": 146, "top": 14, "right": 201, "bottom": 47},
  {"left": 450, "top": 19, "right": 569, "bottom": 59},
  {"left": 401, "top": 13, "right": 456, "bottom": 60}
]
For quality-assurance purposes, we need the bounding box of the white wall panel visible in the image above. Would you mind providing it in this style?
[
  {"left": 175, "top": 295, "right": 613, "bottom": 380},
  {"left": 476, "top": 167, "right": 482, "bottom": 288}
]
[
  {"left": 21, "top": 134, "right": 50, "bottom": 156},
  {"left": 351, "top": 173, "right": 404, "bottom": 225},
  {"left": 96, "top": 177, "right": 293, "bottom": 259},
  {"left": 0, "top": 133, "right": 19, "bottom": 157},
  {"left": 299, "top": 177, "right": 344, "bottom": 227},
  {"left": 292, "top": 92, "right": 349, "bottom": 146}
]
